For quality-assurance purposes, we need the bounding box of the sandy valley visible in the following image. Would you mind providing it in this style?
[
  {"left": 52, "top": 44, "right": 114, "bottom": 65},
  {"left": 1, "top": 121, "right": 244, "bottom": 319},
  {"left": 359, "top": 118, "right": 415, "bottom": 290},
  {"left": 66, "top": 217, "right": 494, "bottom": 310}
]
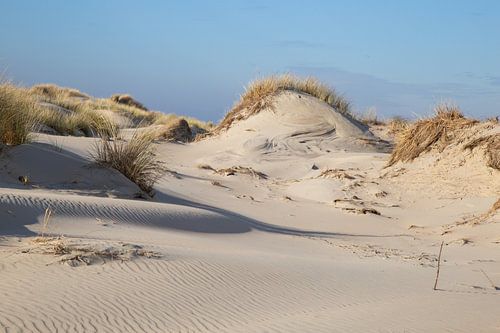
[{"left": 0, "top": 80, "right": 499, "bottom": 333}]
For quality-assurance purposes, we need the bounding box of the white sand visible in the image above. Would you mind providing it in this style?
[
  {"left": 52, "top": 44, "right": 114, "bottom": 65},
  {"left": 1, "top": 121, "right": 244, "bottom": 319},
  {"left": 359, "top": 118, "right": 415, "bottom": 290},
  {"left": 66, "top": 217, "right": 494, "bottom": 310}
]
[{"left": 0, "top": 92, "right": 499, "bottom": 332}]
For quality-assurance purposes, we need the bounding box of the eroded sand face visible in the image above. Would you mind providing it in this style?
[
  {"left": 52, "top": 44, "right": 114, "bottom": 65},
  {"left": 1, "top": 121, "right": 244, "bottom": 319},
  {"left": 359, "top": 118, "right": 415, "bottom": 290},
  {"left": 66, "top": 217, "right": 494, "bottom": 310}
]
[{"left": 1, "top": 93, "right": 499, "bottom": 332}]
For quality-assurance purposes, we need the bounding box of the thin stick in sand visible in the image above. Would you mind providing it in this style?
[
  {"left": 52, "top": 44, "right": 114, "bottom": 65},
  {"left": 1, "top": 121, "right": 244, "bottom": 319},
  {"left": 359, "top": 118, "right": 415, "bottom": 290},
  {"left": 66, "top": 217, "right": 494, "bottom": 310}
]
[
  {"left": 480, "top": 269, "right": 499, "bottom": 291},
  {"left": 433, "top": 241, "right": 444, "bottom": 291}
]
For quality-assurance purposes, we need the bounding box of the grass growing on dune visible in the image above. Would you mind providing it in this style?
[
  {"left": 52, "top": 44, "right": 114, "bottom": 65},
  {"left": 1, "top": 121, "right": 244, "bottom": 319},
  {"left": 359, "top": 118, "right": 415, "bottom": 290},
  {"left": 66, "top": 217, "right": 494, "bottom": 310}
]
[
  {"left": 30, "top": 84, "right": 90, "bottom": 100},
  {"left": 31, "top": 84, "right": 212, "bottom": 134},
  {"left": 0, "top": 82, "right": 38, "bottom": 145},
  {"left": 213, "top": 74, "right": 351, "bottom": 134},
  {"left": 387, "top": 103, "right": 478, "bottom": 166},
  {"left": 91, "top": 129, "right": 166, "bottom": 193},
  {"left": 463, "top": 132, "right": 500, "bottom": 170}
]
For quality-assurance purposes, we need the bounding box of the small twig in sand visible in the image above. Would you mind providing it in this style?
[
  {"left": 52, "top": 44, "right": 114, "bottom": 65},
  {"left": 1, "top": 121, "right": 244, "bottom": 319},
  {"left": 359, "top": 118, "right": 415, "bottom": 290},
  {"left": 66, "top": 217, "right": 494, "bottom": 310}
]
[
  {"left": 40, "top": 207, "right": 52, "bottom": 238},
  {"left": 433, "top": 241, "right": 444, "bottom": 290},
  {"left": 480, "top": 269, "right": 499, "bottom": 291}
]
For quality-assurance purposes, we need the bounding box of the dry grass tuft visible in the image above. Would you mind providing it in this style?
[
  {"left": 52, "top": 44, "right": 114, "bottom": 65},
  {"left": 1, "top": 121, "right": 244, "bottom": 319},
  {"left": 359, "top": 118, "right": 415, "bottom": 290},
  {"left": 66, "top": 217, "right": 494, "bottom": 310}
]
[
  {"left": 91, "top": 130, "right": 166, "bottom": 193},
  {"left": 387, "top": 103, "right": 478, "bottom": 166},
  {"left": 26, "top": 237, "right": 161, "bottom": 266},
  {"left": 211, "top": 74, "right": 350, "bottom": 135},
  {"left": 110, "top": 94, "right": 148, "bottom": 111},
  {"left": 387, "top": 116, "right": 409, "bottom": 136},
  {"left": 30, "top": 83, "right": 90, "bottom": 100},
  {"left": 0, "top": 82, "right": 38, "bottom": 145},
  {"left": 463, "top": 133, "right": 500, "bottom": 170}
]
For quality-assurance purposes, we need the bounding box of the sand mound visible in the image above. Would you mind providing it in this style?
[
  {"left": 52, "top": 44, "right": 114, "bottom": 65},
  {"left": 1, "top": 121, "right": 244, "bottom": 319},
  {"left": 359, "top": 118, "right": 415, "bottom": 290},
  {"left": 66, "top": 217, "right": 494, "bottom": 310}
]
[
  {"left": 212, "top": 75, "right": 351, "bottom": 135},
  {"left": 199, "top": 91, "right": 386, "bottom": 159},
  {"left": 110, "top": 94, "right": 148, "bottom": 111},
  {"left": 383, "top": 116, "right": 500, "bottom": 198},
  {"left": 0, "top": 142, "right": 141, "bottom": 197},
  {"left": 157, "top": 118, "right": 193, "bottom": 142}
]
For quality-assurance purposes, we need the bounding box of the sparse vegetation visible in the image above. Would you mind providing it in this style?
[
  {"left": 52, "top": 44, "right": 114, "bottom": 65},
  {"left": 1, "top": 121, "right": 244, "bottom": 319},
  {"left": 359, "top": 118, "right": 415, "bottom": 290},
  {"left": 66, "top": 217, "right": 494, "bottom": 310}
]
[
  {"left": 91, "top": 130, "right": 166, "bottom": 193},
  {"left": 387, "top": 103, "right": 478, "bottom": 166},
  {"left": 358, "top": 107, "right": 383, "bottom": 125},
  {"left": 27, "top": 236, "right": 161, "bottom": 266},
  {"left": 212, "top": 74, "right": 351, "bottom": 134},
  {"left": 198, "top": 164, "right": 268, "bottom": 179},
  {"left": 0, "top": 82, "right": 38, "bottom": 145}
]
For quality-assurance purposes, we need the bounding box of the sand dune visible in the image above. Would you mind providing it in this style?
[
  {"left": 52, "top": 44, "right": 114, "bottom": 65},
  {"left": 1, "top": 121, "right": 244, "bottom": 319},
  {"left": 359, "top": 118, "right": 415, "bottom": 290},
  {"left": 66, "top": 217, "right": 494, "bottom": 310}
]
[{"left": 1, "top": 91, "right": 499, "bottom": 332}]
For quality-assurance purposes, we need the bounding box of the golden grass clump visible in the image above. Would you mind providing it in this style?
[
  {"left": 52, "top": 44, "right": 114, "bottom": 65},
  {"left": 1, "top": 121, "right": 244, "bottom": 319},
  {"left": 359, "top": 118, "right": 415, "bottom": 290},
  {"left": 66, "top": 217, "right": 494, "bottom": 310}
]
[
  {"left": 213, "top": 74, "right": 350, "bottom": 134},
  {"left": 110, "top": 94, "right": 148, "bottom": 111},
  {"left": 91, "top": 130, "right": 166, "bottom": 193},
  {"left": 387, "top": 116, "right": 409, "bottom": 136},
  {"left": 0, "top": 82, "right": 38, "bottom": 145},
  {"left": 387, "top": 103, "right": 478, "bottom": 166},
  {"left": 463, "top": 133, "right": 500, "bottom": 170},
  {"left": 30, "top": 83, "right": 90, "bottom": 100}
]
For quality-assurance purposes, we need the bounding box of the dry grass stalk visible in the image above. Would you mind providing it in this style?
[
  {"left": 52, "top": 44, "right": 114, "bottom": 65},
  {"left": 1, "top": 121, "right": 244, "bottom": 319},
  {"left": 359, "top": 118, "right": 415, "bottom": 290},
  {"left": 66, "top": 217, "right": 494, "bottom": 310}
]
[
  {"left": 359, "top": 107, "right": 384, "bottom": 125},
  {"left": 211, "top": 74, "right": 350, "bottom": 135},
  {"left": 433, "top": 241, "right": 444, "bottom": 290},
  {"left": 463, "top": 133, "right": 500, "bottom": 170},
  {"left": 40, "top": 207, "right": 52, "bottom": 238},
  {"left": 387, "top": 103, "right": 478, "bottom": 166},
  {"left": 0, "top": 82, "right": 38, "bottom": 145},
  {"left": 457, "top": 198, "right": 500, "bottom": 226},
  {"left": 91, "top": 130, "right": 166, "bottom": 193}
]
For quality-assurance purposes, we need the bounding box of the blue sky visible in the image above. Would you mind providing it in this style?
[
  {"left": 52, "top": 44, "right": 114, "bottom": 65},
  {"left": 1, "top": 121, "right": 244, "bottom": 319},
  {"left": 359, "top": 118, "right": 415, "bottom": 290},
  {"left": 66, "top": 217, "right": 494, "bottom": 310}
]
[{"left": 1, "top": 0, "right": 499, "bottom": 120}]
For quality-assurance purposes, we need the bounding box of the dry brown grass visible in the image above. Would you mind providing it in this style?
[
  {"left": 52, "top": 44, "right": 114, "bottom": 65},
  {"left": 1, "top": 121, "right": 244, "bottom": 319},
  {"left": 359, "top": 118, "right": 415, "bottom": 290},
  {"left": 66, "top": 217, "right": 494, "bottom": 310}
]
[
  {"left": 91, "top": 130, "right": 166, "bottom": 193},
  {"left": 387, "top": 116, "right": 409, "bottom": 136},
  {"left": 0, "top": 82, "right": 38, "bottom": 145},
  {"left": 463, "top": 133, "right": 500, "bottom": 170},
  {"left": 211, "top": 74, "right": 350, "bottom": 135},
  {"left": 27, "top": 237, "right": 161, "bottom": 266},
  {"left": 456, "top": 198, "right": 500, "bottom": 226},
  {"left": 110, "top": 94, "right": 148, "bottom": 111},
  {"left": 387, "top": 104, "right": 478, "bottom": 166},
  {"left": 317, "top": 168, "right": 355, "bottom": 180},
  {"left": 30, "top": 83, "right": 90, "bottom": 100},
  {"left": 198, "top": 164, "right": 268, "bottom": 179}
]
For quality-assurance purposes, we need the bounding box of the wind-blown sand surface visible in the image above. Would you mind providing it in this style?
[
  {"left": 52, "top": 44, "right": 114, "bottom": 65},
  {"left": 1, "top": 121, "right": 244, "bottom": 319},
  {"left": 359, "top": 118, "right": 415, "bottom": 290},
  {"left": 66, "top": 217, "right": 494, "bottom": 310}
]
[{"left": 1, "top": 92, "right": 499, "bottom": 332}]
